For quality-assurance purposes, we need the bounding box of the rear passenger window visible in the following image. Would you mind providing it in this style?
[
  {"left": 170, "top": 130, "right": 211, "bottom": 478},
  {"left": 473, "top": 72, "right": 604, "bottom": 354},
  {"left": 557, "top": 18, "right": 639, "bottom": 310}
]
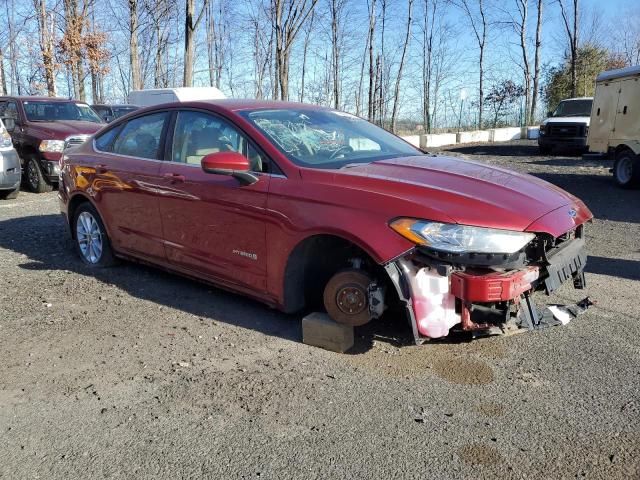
[
  {"left": 94, "top": 125, "right": 122, "bottom": 152},
  {"left": 112, "top": 112, "right": 168, "bottom": 159}
]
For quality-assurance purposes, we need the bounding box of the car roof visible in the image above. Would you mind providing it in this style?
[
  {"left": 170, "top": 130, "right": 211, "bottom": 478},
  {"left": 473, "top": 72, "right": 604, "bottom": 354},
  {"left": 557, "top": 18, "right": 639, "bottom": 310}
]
[
  {"left": 561, "top": 97, "right": 593, "bottom": 101},
  {"left": 0, "top": 96, "right": 88, "bottom": 103},
  {"left": 92, "top": 104, "right": 138, "bottom": 107},
  {"left": 145, "top": 99, "right": 332, "bottom": 112}
]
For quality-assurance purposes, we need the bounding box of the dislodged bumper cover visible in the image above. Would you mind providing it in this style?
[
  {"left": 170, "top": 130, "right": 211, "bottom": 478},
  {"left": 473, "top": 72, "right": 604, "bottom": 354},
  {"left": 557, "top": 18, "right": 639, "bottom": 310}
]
[{"left": 385, "top": 236, "right": 588, "bottom": 344}]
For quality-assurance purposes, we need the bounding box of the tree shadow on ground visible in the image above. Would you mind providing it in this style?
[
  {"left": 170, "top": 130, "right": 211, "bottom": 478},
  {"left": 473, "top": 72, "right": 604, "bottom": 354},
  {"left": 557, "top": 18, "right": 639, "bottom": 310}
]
[{"left": 1, "top": 213, "right": 416, "bottom": 353}]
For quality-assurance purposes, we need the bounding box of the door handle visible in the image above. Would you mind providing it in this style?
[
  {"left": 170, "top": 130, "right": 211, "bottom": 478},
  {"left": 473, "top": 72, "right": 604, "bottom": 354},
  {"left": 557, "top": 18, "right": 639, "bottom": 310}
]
[
  {"left": 163, "top": 172, "right": 185, "bottom": 183},
  {"left": 95, "top": 164, "right": 108, "bottom": 173}
]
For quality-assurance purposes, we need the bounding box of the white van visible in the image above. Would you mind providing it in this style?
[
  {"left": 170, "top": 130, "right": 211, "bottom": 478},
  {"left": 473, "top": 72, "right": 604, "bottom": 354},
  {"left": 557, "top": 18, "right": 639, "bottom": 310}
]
[
  {"left": 538, "top": 97, "right": 592, "bottom": 154},
  {"left": 587, "top": 65, "right": 640, "bottom": 188},
  {"left": 128, "top": 87, "right": 226, "bottom": 108}
]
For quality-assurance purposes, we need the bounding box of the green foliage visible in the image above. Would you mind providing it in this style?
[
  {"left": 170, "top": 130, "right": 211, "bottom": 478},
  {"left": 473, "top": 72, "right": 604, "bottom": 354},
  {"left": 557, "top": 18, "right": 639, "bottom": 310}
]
[
  {"left": 544, "top": 44, "right": 627, "bottom": 110},
  {"left": 484, "top": 80, "right": 525, "bottom": 128}
]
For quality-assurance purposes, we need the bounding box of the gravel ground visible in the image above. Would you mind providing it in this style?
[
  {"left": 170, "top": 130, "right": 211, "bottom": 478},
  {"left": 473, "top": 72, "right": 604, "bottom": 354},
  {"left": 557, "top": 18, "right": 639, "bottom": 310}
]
[{"left": 1, "top": 140, "right": 639, "bottom": 479}]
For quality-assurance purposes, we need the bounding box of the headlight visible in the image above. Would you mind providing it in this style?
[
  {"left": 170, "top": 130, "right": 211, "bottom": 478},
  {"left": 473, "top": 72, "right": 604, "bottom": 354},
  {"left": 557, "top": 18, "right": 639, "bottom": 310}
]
[
  {"left": 538, "top": 125, "right": 546, "bottom": 135},
  {"left": 0, "top": 129, "right": 11, "bottom": 148},
  {"left": 390, "top": 218, "right": 535, "bottom": 254},
  {"left": 39, "top": 140, "right": 66, "bottom": 153}
]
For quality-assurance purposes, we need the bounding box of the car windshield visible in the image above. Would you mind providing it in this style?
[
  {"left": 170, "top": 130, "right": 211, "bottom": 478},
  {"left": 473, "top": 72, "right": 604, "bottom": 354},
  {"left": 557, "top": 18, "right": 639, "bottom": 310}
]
[
  {"left": 112, "top": 107, "right": 137, "bottom": 118},
  {"left": 553, "top": 99, "right": 592, "bottom": 117},
  {"left": 239, "top": 108, "right": 421, "bottom": 169},
  {"left": 23, "top": 101, "right": 103, "bottom": 123}
]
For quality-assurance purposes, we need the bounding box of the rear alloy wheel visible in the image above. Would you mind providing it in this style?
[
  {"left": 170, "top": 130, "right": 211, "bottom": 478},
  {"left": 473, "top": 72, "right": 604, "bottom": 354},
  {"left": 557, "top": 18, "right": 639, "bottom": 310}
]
[
  {"left": 73, "top": 203, "right": 116, "bottom": 267},
  {"left": 26, "top": 157, "right": 53, "bottom": 193},
  {"left": 614, "top": 150, "right": 640, "bottom": 189},
  {"left": 323, "top": 269, "right": 374, "bottom": 326}
]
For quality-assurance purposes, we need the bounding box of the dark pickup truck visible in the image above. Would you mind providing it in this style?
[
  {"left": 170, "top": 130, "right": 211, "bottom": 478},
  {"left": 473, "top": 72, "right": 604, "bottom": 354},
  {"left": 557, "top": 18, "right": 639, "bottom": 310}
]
[{"left": 0, "top": 96, "right": 104, "bottom": 192}]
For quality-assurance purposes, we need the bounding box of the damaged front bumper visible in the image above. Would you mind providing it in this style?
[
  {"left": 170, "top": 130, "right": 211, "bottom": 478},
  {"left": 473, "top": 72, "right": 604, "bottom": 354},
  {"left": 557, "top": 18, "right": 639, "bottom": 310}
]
[{"left": 384, "top": 233, "right": 588, "bottom": 344}]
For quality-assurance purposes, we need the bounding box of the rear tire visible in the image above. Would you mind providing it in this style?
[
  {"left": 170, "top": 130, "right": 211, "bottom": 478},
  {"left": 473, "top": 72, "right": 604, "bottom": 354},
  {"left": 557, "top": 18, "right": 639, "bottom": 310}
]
[
  {"left": 25, "top": 156, "right": 53, "bottom": 193},
  {"left": 73, "top": 202, "right": 116, "bottom": 267},
  {"left": 613, "top": 150, "right": 640, "bottom": 189},
  {"left": 323, "top": 269, "right": 374, "bottom": 327},
  {"left": 0, "top": 186, "right": 19, "bottom": 200}
]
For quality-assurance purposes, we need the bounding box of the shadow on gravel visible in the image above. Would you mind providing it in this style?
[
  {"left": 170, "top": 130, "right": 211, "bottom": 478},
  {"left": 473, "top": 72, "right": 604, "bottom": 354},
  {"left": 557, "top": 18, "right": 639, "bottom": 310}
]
[
  {"left": 0, "top": 214, "right": 304, "bottom": 344},
  {"left": 0, "top": 213, "right": 416, "bottom": 352},
  {"left": 586, "top": 256, "right": 640, "bottom": 281},
  {"left": 443, "top": 144, "right": 541, "bottom": 157},
  {"left": 527, "top": 157, "right": 612, "bottom": 168},
  {"left": 443, "top": 143, "right": 585, "bottom": 158},
  {"left": 530, "top": 172, "right": 640, "bottom": 224}
]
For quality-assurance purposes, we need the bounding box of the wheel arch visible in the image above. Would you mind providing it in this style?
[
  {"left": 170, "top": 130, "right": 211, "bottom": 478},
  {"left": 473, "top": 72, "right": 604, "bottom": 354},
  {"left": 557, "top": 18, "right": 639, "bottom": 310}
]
[
  {"left": 281, "top": 232, "right": 386, "bottom": 314},
  {"left": 67, "top": 193, "right": 107, "bottom": 239}
]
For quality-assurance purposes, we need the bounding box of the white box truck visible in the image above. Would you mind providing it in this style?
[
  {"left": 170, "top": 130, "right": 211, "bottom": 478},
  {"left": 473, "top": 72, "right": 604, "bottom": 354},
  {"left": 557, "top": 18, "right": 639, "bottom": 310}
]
[
  {"left": 128, "top": 87, "right": 226, "bottom": 108},
  {"left": 587, "top": 65, "right": 640, "bottom": 188}
]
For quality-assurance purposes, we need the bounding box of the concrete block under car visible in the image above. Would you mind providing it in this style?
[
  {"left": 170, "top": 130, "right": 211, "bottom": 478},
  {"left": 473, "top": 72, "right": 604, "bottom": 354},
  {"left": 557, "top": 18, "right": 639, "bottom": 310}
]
[{"left": 302, "top": 312, "right": 354, "bottom": 353}]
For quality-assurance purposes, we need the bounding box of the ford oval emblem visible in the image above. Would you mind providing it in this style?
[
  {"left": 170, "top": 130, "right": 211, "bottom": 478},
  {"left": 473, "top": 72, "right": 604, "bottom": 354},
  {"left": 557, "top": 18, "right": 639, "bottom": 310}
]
[{"left": 568, "top": 208, "right": 577, "bottom": 218}]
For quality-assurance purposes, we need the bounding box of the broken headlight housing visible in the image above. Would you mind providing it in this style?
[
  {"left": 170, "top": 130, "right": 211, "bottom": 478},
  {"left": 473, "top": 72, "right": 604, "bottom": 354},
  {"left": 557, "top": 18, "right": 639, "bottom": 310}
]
[{"left": 390, "top": 218, "right": 535, "bottom": 254}]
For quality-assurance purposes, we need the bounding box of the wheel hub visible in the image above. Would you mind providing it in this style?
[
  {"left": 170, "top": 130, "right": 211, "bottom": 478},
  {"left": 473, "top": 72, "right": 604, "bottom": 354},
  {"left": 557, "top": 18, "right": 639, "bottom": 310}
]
[{"left": 336, "top": 285, "right": 367, "bottom": 315}]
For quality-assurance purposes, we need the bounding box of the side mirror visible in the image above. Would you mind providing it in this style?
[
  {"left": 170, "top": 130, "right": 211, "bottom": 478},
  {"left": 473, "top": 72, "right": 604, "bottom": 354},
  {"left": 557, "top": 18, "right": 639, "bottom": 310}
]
[
  {"left": 201, "top": 151, "right": 258, "bottom": 185},
  {"left": 3, "top": 117, "right": 16, "bottom": 132},
  {"left": 547, "top": 111, "right": 553, "bottom": 118}
]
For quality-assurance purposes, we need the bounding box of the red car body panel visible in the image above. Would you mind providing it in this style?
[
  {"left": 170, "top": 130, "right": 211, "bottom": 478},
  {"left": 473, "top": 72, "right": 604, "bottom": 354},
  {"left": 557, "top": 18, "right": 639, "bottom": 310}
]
[{"left": 59, "top": 100, "right": 593, "bottom": 335}]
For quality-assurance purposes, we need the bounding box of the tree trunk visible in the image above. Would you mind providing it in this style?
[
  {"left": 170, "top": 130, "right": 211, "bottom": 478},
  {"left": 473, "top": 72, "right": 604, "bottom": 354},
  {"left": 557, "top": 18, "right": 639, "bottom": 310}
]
[
  {"left": 35, "top": 0, "right": 56, "bottom": 96},
  {"left": 367, "top": 0, "right": 376, "bottom": 121},
  {"left": 530, "top": 0, "right": 543, "bottom": 124},
  {"left": 129, "top": 0, "right": 142, "bottom": 90},
  {"left": 184, "top": 0, "right": 195, "bottom": 87},
  {"left": 330, "top": 0, "right": 341, "bottom": 109},
  {"left": 391, "top": 0, "right": 413, "bottom": 133},
  {"left": 0, "top": 49, "right": 6, "bottom": 95},
  {"left": 517, "top": 0, "right": 530, "bottom": 127}
]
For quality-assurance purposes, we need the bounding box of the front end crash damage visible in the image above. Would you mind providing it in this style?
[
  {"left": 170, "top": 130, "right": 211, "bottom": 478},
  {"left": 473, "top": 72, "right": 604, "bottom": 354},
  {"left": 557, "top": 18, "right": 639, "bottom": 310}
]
[{"left": 384, "top": 226, "right": 588, "bottom": 344}]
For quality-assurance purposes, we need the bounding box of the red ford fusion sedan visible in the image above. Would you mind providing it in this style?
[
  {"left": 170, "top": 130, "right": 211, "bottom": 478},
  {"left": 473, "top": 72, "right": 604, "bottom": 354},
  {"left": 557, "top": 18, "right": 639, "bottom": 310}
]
[{"left": 59, "top": 100, "right": 592, "bottom": 343}]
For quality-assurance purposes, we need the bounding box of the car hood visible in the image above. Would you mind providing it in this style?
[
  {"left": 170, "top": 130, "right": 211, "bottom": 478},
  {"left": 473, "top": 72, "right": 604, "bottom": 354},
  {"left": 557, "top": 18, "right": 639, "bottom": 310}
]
[
  {"left": 542, "top": 116, "right": 590, "bottom": 126},
  {"left": 331, "top": 155, "right": 592, "bottom": 236},
  {"left": 27, "top": 120, "right": 103, "bottom": 139}
]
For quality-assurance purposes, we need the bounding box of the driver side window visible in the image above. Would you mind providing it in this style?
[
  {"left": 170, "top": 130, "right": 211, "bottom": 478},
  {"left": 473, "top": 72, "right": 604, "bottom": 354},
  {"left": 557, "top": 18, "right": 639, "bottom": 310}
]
[{"left": 171, "top": 110, "right": 267, "bottom": 173}]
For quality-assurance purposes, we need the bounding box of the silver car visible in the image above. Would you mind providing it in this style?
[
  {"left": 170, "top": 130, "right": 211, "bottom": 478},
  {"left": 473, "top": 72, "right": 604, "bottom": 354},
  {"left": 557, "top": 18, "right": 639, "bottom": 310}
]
[{"left": 0, "top": 118, "right": 20, "bottom": 199}]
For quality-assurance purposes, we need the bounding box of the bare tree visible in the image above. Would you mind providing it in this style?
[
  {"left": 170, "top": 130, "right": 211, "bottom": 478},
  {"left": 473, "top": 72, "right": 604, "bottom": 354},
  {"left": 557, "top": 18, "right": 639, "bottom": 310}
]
[
  {"left": 329, "top": 0, "right": 347, "bottom": 109},
  {"left": 272, "top": 0, "right": 318, "bottom": 100},
  {"left": 299, "top": 8, "right": 314, "bottom": 102},
  {"left": 452, "top": 0, "right": 489, "bottom": 127},
  {"left": 206, "top": 0, "right": 229, "bottom": 89},
  {"left": 128, "top": 0, "right": 143, "bottom": 90},
  {"left": 390, "top": 0, "right": 413, "bottom": 133},
  {"left": 184, "top": 0, "right": 209, "bottom": 87},
  {"left": 34, "top": 0, "right": 57, "bottom": 96},
  {"left": 366, "top": 0, "right": 376, "bottom": 121},
  {"left": 558, "top": 0, "right": 578, "bottom": 97},
  {"left": 0, "top": 48, "right": 6, "bottom": 95},
  {"left": 530, "top": 0, "right": 543, "bottom": 123}
]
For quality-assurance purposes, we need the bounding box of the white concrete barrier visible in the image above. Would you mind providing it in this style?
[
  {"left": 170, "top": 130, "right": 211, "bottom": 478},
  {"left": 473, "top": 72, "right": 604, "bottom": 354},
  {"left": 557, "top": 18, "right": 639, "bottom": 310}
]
[
  {"left": 489, "top": 127, "right": 522, "bottom": 142},
  {"left": 399, "top": 126, "right": 539, "bottom": 149},
  {"left": 456, "top": 130, "right": 491, "bottom": 144},
  {"left": 526, "top": 126, "right": 540, "bottom": 139},
  {"left": 421, "top": 133, "right": 458, "bottom": 148},
  {"left": 401, "top": 135, "right": 421, "bottom": 148}
]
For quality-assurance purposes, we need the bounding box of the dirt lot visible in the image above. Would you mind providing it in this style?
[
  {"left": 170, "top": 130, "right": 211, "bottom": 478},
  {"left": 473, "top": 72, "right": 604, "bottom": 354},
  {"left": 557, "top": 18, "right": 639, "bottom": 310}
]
[{"left": 1, "top": 140, "right": 639, "bottom": 479}]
